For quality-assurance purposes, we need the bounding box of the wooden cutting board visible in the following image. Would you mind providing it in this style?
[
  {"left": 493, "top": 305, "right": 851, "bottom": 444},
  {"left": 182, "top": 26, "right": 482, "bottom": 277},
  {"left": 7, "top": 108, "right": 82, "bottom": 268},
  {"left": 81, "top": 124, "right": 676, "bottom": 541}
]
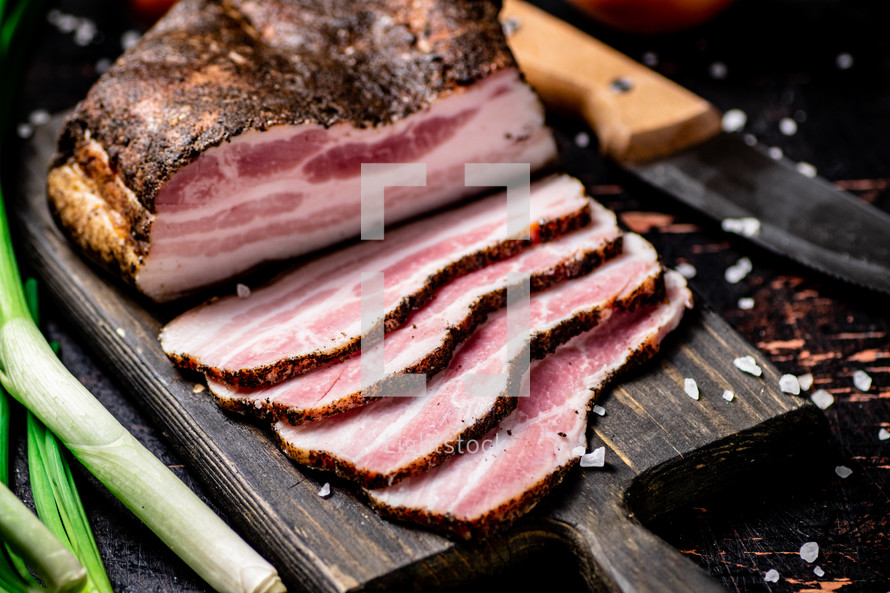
[{"left": 12, "top": 118, "right": 826, "bottom": 593}]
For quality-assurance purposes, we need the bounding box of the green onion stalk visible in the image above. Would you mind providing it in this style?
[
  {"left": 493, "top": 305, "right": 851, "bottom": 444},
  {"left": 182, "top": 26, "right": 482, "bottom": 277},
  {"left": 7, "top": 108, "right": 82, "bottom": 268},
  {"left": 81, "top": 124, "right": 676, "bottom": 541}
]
[
  {"left": 0, "top": 2, "right": 285, "bottom": 593},
  {"left": 24, "top": 277, "right": 113, "bottom": 593}
]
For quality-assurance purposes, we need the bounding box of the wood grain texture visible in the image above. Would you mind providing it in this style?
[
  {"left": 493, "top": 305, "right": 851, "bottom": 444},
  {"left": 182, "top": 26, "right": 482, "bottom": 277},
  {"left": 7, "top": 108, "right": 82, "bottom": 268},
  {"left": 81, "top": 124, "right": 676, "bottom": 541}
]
[
  {"left": 502, "top": 0, "right": 721, "bottom": 163},
  {"left": 11, "top": 116, "right": 824, "bottom": 592}
]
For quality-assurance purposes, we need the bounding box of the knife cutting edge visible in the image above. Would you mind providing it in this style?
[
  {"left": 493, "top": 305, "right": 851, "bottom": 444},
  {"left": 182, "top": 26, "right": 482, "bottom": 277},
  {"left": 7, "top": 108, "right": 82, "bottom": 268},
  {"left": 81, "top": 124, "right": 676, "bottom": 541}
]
[{"left": 502, "top": 0, "right": 890, "bottom": 295}]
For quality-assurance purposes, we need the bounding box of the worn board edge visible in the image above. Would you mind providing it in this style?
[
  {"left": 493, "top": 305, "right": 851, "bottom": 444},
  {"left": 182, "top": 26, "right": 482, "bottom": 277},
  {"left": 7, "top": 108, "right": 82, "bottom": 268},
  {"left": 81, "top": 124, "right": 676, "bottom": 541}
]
[{"left": 12, "top": 117, "right": 827, "bottom": 593}]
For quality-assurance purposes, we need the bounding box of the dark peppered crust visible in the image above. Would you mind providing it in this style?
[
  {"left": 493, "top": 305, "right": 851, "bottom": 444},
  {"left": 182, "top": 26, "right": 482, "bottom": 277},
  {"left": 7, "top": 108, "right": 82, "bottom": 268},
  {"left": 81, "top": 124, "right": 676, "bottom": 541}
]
[
  {"left": 170, "top": 202, "right": 593, "bottom": 388},
  {"left": 366, "top": 327, "right": 667, "bottom": 540},
  {"left": 210, "top": 234, "right": 624, "bottom": 423},
  {"left": 52, "top": 0, "right": 516, "bottom": 213}
]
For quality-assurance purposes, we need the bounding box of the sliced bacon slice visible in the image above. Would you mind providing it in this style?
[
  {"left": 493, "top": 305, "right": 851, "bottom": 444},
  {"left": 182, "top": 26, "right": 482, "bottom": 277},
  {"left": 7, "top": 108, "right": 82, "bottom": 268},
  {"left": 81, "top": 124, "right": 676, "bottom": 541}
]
[
  {"left": 209, "top": 202, "right": 622, "bottom": 424},
  {"left": 160, "top": 175, "right": 591, "bottom": 388},
  {"left": 366, "top": 271, "right": 692, "bottom": 539},
  {"left": 273, "top": 234, "right": 665, "bottom": 488}
]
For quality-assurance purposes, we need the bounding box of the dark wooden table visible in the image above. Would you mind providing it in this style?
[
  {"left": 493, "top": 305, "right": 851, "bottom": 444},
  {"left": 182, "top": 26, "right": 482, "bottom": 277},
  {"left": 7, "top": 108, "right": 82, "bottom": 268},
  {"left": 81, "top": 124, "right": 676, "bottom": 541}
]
[{"left": 6, "top": 0, "right": 889, "bottom": 591}]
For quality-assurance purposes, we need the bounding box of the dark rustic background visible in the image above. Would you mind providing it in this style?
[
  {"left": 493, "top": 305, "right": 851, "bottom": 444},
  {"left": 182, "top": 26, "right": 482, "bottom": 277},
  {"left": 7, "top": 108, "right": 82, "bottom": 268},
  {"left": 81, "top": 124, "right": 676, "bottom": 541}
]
[{"left": 5, "top": 0, "right": 889, "bottom": 591}]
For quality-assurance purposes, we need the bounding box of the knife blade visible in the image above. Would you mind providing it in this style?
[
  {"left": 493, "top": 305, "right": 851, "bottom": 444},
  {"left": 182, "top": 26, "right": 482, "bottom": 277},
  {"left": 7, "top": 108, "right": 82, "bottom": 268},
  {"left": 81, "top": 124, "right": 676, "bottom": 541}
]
[{"left": 502, "top": 0, "right": 890, "bottom": 294}]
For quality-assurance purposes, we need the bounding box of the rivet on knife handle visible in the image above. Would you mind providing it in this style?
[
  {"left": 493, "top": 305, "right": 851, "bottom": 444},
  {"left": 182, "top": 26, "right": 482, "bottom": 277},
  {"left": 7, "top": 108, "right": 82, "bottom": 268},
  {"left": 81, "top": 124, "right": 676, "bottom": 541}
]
[{"left": 502, "top": 0, "right": 722, "bottom": 164}]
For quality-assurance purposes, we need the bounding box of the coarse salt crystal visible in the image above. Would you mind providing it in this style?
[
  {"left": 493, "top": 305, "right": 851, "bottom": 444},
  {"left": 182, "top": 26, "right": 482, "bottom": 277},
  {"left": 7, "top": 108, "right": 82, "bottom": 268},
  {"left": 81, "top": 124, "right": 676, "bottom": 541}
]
[
  {"left": 574, "top": 131, "right": 591, "bottom": 148},
  {"left": 95, "top": 57, "right": 112, "bottom": 74},
  {"left": 722, "top": 109, "right": 747, "bottom": 132},
  {"left": 879, "top": 428, "right": 890, "bottom": 441},
  {"left": 836, "top": 52, "right": 854, "bottom": 70},
  {"left": 121, "top": 30, "right": 142, "bottom": 50},
  {"left": 675, "top": 262, "right": 697, "bottom": 279},
  {"left": 236, "top": 283, "right": 251, "bottom": 299},
  {"left": 779, "top": 117, "right": 798, "bottom": 136},
  {"left": 115, "top": 327, "right": 126, "bottom": 338},
  {"left": 725, "top": 257, "right": 753, "bottom": 284},
  {"left": 768, "top": 146, "right": 783, "bottom": 160},
  {"left": 192, "top": 384, "right": 206, "bottom": 394},
  {"left": 722, "top": 217, "right": 760, "bottom": 238},
  {"left": 834, "top": 465, "right": 852, "bottom": 479},
  {"left": 814, "top": 566, "right": 825, "bottom": 577},
  {"left": 74, "top": 19, "right": 97, "bottom": 46},
  {"left": 734, "top": 355, "right": 762, "bottom": 376},
  {"left": 738, "top": 297, "right": 755, "bottom": 310},
  {"left": 779, "top": 374, "right": 801, "bottom": 395},
  {"left": 29, "top": 109, "right": 50, "bottom": 126},
  {"left": 684, "top": 378, "right": 699, "bottom": 400},
  {"left": 642, "top": 51, "right": 658, "bottom": 67},
  {"left": 796, "top": 162, "right": 818, "bottom": 178},
  {"left": 592, "top": 405, "right": 606, "bottom": 416},
  {"left": 580, "top": 446, "right": 606, "bottom": 468},
  {"left": 572, "top": 445, "right": 586, "bottom": 457},
  {"left": 709, "top": 61, "right": 728, "bottom": 79},
  {"left": 723, "top": 390, "right": 734, "bottom": 402},
  {"left": 811, "top": 389, "right": 834, "bottom": 409},
  {"left": 800, "top": 541, "right": 819, "bottom": 563},
  {"left": 317, "top": 482, "right": 332, "bottom": 498},
  {"left": 797, "top": 373, "right": 814, "bottom": 391},
  {"left": 743, "top": 134, "right": 757, "bottom": 146},
  {"left": 852, "top": 370, "right": 872, "bottom": 391},
  {"left": 764, "top": 569, "right": 780, "bottom": 583},
  {"left": 16, "top": 123, "right": 33, "bottom": 139}
]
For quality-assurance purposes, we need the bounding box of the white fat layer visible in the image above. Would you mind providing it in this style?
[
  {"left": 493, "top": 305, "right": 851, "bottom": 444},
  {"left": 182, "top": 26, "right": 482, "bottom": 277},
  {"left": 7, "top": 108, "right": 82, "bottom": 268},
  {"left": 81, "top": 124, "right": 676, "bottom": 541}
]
[{"left": 138, "top": 70, "right": 556, "bottom": 299}]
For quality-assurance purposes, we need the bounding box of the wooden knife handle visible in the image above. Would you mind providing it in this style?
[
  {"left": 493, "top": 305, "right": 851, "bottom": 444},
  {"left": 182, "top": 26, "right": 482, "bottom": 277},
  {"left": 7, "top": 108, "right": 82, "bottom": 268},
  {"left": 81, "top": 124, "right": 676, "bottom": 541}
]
[{"left": 502, "top": 0, "right": 722, "bottom": 163}]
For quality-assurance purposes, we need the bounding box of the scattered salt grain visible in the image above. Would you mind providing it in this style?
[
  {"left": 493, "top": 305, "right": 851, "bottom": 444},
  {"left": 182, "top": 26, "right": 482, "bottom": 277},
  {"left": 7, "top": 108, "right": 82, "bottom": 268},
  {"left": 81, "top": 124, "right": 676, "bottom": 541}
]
[
  {"left": 317, "top": 483, "right": 331, "bottom": 498},
  {"left": 779, "top": 117, "right": 798, "bottom": 136},
  {"left": 723, "top": 390, "right": 734, "bottom": 402},
  {"left": 16, "top": 123, "right": 33, "bottom": 139},
  {"left": 592, "top": 405, "right": 606, "bottom": 416},
  {"left": 684, "top": 378, "right": 699, "bottom": 400},
  {"left": 796, "top": 162, "right": 818, "bottom": 178},
  {"left": 853, "top": 370, "right": 872, "bottom": 392},
  {"left": 800, "top": 541, "right": 819, "bottom": 563},
  {"left": 572, "top": 445, "right": 586, "bottom": 457},
  {"left": 779, "top": 374, "right": 801, "bottom": 395},
  {"left": 115, "top": 327, "right": 126, "bottom": 338},
  {"left": 836, "top": 52, "right": 854, "bottom": 70},
  {"left": 574, "top": 132, "right": 591, "bottom": 148},
  {"left": 797, "top": 373, "right": 814, "bottom": 391},
  {"left": 834, "top": 465, "right": 852, "bottom": 479},
  {"left": 95, "top": 57, "right": 112, "bottom": 74},
  {"left": 743, "top": 134, "right": 757, "bottom": 146},
  {"left": 734, "top": 355, "right": 762, "bottom": 377},
  {"left": 236, "top": 283, "right": 251, "bottom": 299},
  {"left": 879, "top": 428, "right": 890, "bottom": 441},
  {"left": 814, "top": 566, "right": 825, "bottom": 577},
  {"left": 28, "top": 109, "right": 50, "bottom": 126},
  {"left": 675, "top": 262, "right": 697, "bottom": 279},
  {"left": 763, "top": 569, "right": 780, "bottom": 583},
  {"left": 192, "top": 384, "right": 206, "bottom": 394},
  {"left": 768, "top": 146, "right": 784, "bottom": 160},
  {"left": 121, "top": 29, "right": 142, "bottom": 50},
  {"left": 725, "top": 257, "right": 753, "bottom": 284},
  {"left": 738, "top": 297, "right": 755, "bottom": 310},
  {"left": 721, "top": 109, "right": 747, "bottom": 133},
  {"left": 722, "top": 217, "right": 760, "bottom": 238},
  {"left": 501, "top": 17, "right": 521, "bottom": 36},
  {"left": 74, "top": 19, "right": 97, "bottom": 46},
  {"left": 811, "top": 389, "right": 834, "bottom": 410},
  {"left": 580, "top": 446, "right": 606, "bottom": 468},
  {"left": 642, "top": 51, "right": 658, "bottom": 67},
  {"left": 709, "top": 61, "right": 728, "bottom": 79},
  {"left": 54, "top": 12, "right": 79, "bottom": 33}
]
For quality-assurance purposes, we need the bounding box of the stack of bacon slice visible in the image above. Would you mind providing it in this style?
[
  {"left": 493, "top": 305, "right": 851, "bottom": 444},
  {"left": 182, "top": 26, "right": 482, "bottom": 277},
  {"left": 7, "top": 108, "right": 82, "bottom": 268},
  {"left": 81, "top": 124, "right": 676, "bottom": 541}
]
[{"left": 161, "top": 174, "right": 692, "bottom": 537}]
